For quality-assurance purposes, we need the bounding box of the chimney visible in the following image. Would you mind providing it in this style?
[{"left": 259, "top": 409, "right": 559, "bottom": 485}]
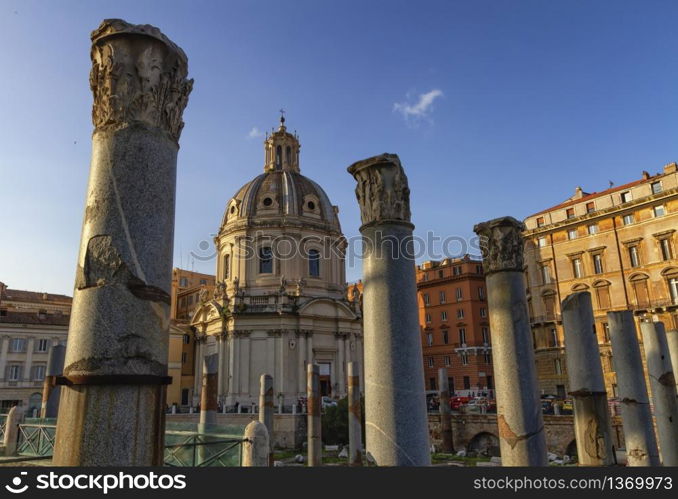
[
  {"left": 642, "top": 170, "right": 650, "bottom": 180},
  {"left": 663, "top": 162, "right": 677, "bottom": 174}
]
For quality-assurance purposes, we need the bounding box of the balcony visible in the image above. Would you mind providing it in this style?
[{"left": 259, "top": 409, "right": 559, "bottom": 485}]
[{"left": 530, "top": 313, "right": 562, "bottom": 325}]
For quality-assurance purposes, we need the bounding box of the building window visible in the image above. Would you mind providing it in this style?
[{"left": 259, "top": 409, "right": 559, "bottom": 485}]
[
  {"left": 441, "top": 311, "right": 448, "bottom": 322},
  {"left": 623, "top": 214, "right": 634, "bottom": 225},
  {"left": 572, "top": 258, "right": 583, "bottom": 278},
  {"left": 439, "top": 291, "right": 446, "bottom": 304},
  {"left": 602, "top": 322, "right": 610, "bottom": 343},
  {"left": 660, "top": 238, "right": 673, "bottom": 261},
  {"left": 621, "top": 191, "right": 632, "bottom": 203},
  {"left": 538, "top": 237, "right": 547, "bottom": 248},
  {"left": 592, "top": 254, "right": 604, "bottom": 274},
  {"left": 631, "top": 278, "right": 650, "bottom": 307},
  {"left": 455, "top": 288, "right": 463, "bottom": 301},
  {"left": 438, "top": 270, "right": 444, "bottom": 279},
  {"left": 668, "top": 278, "right": 678, "bottom": 304},
  {"left": 463, "top": 375, "right": 470, "bottom": 388},
  {"left": 259, "top": 246, "right": 273, "bottom": 274},
  {"left": 181, "top": 389, "right": 190, "bottom": 406},
  {"left": 308, "top": 249, "right": 320, "bottom": 277},
  {"left": 444, "top": 356, "right": 450, "bottom": 367},
  {"left": 481, "top": 327, "right": 489, "bottom": 344},
  {"left": 484, "top": 352, "right": 492, "bottom": 364},
  {"left": 628, "top": 246, "right": 640, "bottom": 268},
  {"left": 427, "top": 357, "right": 434, "bottom": 368},
  {"left": 554, "top": 358, "right": 563, "bottom": 375},
  {"left": 540, "top": 264, "right": 551, "bottom": 284},
  {"left": 199, "top": 279, "right": 207, "bottom": 285},
  {"left": 36, "top": 339, "right": 50, "bottom": 353},
  {"left": 423, "top": 293, "right": 430, "bottom": 306},
  {"left": 443, "top": 330, "right": 449, "bottom": 344},
  {"left": 429, "top": 378, "right": 437, "bottom": 390},
  {"left": 459, "top": 328, "right": 467, "bottom": 345},
  {"left": 568, "top": 228, "right": 578, "bottom": 240},
  {"left": 425, "top": 313, "right": 432, "bottom": 323},
  {"left": 181, "top": 352, "right": 187, "bottom": 364},
  {"left": 478, "top": 287, "right": 485, "bottom": 300},
  {"left": 586, "top": 202, "right": 595, "bottom": 214},
  {"left": 456, "top": 308, "right": 464, "bottom": 319},
  {"left": 550, "top": 328, "right": 559, "bottom": 347},
  {"left": 10, "top": 338, "right": 26, "bottom": 353},
  {"left": 179, "top": 277, "right": 188, "bottom": 287},
  {"left": 182, "top": 334, "right": 190, "bottom": 344},
  {"left": 595, "top": 284, "right": 612, "bottom": 309},
  {"left": 651, "top": 181, "right": 662, "bottom": 194},
  {"left": 566, "top": 208, "right": 575, "bottom": 219},
  {"left": 480, "top": 307, "right": 487, "bottom": 318},
  {"left": 7, "top": 365, "right": 21, "bottom": 381},
  {"left": 588, "top": 224, "right": 598, "bottom": 235},
  {"left": 32, "top": 365, "right": 46, "bottom": 381},
  {"left": 453, "top": 266, "right": 462, "bottom": 276},
  {"left": 536, "top": 217, "right": 545, "bottom": 227},
  {"left": 653, "top": 205, "right": 665, "bottom": 217},
  {"left": 223, "top": 254, "right": 230, "bottom": 280},
  {"left": 426, "top": 333, "right": 433, "bottom": 346}
]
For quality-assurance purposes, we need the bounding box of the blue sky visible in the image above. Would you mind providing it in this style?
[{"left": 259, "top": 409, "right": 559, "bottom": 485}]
[{"left": 1, "top": 0, "right": 678, "bottom": 295}]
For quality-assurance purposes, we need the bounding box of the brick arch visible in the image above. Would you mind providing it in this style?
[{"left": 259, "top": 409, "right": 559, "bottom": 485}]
[{"left": 467, "top": 431, "right": 500, "bottom": 457}]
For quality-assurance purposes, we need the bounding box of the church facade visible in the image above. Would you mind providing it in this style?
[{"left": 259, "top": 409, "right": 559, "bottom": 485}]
[{"left": 190, "top": 117, "right": 363, "bottom": 410}]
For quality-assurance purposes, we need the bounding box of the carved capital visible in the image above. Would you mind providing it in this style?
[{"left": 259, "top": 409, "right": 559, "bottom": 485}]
[
  {"left": 347, "top": 153, "right": 411, "bottom": 226},
  {"left": 473, "top": 216, "right": 526, "bottom": 275},
  {"left": 89, "top": 19, "right": 193, "bottom": 143}
]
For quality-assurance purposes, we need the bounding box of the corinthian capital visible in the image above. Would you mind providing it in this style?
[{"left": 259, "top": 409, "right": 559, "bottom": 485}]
[
  {"left": 347, "top": 153, "right": 411, "bottom": 226},
  {"left": 89, "top": 19, "right": 193, "bottom": 143},
  {"left": 473, "top": 216, "right": 525, "bottom": 275}
]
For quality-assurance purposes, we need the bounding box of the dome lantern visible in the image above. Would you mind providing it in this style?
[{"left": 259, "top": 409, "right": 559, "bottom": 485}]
[{"left": 264, "top": 110, "right": 301, "bottom": 173}]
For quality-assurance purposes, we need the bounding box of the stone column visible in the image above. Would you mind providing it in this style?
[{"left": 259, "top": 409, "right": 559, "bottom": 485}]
[
  {"left": 608, "top": 311, "right": 660, "bottom": 466},
  {"left": 347, "top": 154, "right": 430, "bottom": 466},
  {"left": 52, "top": 19, "right": 192, "bottom": 467},
  {"left": 297, "top": 331, "right": 307, "bottom": 395},
  {"left": 227, "top": 333, "right": 237, "bottom": 406},
  {"left": 259, "top": 373, "right": 274, "bottom": 466},
  {"left": 216, "top": 335, "right": 225, "bottom": 404},
  {"left": 667, "top": 330, "right": 678, "bottom": 393},
  {"left": 199, "top": 353, "right": 219, "bottom": 429},
  {"left": 438, "top": 368, "right": 454, "bottom": 453},
  {"left": 2, "top": 405, "right": 24, "bottom": 456},
  {"left": 192, "top": 336, "right": 204, "bottom": 407},
  {"left": 307, "top": 363, "right": 321, "bottom": 466},
  {"left": 41, "top": 344, "right": 66, "bottom": 419},
  {"left": 241, "top": 420, "right": 270, "bottom": 467},
  {"left": 473, "top": 216, "right": 547, "bottom": 466},
  {"left": 639, "top": 321, "right": 678, "bottom": 466},
  {"left": 337, "top": 333, "right": 346, "bottom": 397},
  {"left": 561, "top": 292, "right": 615, "bottom": 465},
  {"left": 347, "top": 361, "right": 363, "bottom": 466}
]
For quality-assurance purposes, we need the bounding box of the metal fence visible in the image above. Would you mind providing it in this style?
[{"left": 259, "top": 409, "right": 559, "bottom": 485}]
[
  {"left": 13, "top": 419, "right": 246, "bottom": 467},
  {"left": 0, "top": 414, "right": 6, "bottom": 442}
]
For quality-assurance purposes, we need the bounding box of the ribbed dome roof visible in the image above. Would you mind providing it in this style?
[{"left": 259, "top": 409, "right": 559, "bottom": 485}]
[{"left": 222, "top": 170, "right": 340, "bottom": 230}]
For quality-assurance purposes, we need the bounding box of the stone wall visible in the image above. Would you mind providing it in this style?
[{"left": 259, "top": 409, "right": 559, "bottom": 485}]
[
  {"left": 166, "top": 413, "right": 306, "bottom": 450},
  {"left": 428, "top": 413, "right": 625, "bottom": 457}
]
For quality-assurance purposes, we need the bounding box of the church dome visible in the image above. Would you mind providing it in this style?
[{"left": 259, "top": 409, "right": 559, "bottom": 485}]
[{"left": 220, "top": 115, "right": 340, "bottom": 233}]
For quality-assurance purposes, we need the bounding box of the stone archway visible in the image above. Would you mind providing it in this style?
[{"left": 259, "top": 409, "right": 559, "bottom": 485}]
[
  {"left": 566, "top": 439, "right": 578, "bottom": 462},
  {"left": 468, "top": 432, "right": 500, "bottom": 457}
]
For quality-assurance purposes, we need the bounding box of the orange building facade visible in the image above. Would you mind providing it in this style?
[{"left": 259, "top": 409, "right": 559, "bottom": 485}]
[{"left": 416, "top": 255, "right": 494, "bottom": 397}]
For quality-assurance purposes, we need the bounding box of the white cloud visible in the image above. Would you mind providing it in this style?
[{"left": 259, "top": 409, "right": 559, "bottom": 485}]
[
  {"left": 393, "top": 89, "right": 444, "bottom": 123},
  {"left": 247, "top": 127, "right": 264, "bottom": 139}
]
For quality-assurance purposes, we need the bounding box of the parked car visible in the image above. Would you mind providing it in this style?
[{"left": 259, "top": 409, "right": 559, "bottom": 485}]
[{"left": 321, "top": 396, "right": 337, "bottom": 409}]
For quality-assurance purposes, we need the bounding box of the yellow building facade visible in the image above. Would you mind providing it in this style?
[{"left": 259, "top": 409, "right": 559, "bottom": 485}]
[{"left": 523, "top": 163, "right": 678, "bottom": 397}]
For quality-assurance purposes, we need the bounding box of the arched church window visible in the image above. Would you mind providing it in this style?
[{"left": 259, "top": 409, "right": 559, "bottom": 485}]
[
  {"left": 276, "top": 146, "right": 282, "bottom": 170},
  {"left": 286, "top": 146, "right": 291, "bottom": 165},
  {"left": 308, "top": 249, "right": 320, "bottom": 277},
  {"left": 259, "top": 247, "right": 273, "bottom": 274},
  {"left": 223, "top": 254, "right": 230, "bottom": 280}
]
